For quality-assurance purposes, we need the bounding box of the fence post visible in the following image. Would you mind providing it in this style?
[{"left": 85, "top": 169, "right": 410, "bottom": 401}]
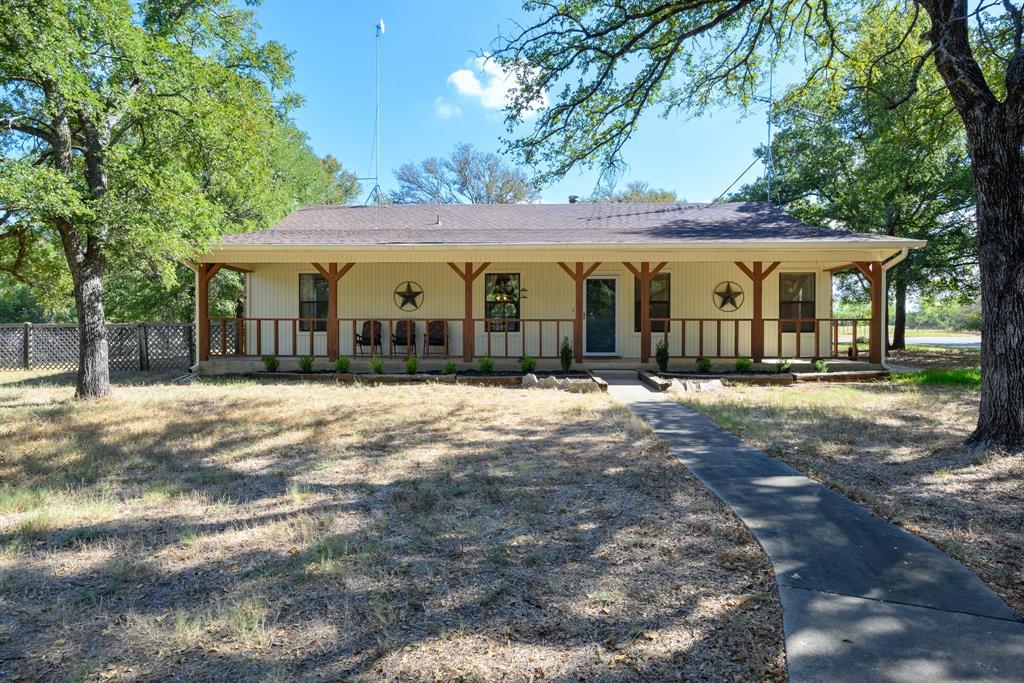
[
  {"left": 187, "top": 324, "right": 195, "bottom": 366},
  {"left": 22, "top": 322, "right": 31, "bottom": 369},
  {"left": 139, "top": 323, "right": 150, "bottom": 371}
]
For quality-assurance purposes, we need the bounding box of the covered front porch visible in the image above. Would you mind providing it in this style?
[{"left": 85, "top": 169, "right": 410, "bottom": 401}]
[{"left": 194, "top": 256, "right": 891, "bottom": 373}]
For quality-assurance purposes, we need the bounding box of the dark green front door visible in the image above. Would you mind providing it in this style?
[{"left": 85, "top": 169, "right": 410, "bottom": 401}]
[{"left": 585, "top": 277, "right": 617, "bottom": 354}]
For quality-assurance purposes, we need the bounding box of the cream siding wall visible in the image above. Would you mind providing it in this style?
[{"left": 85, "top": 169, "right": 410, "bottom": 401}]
[{"left": 241, "top": 259, "right": 837, "bottom": 359}]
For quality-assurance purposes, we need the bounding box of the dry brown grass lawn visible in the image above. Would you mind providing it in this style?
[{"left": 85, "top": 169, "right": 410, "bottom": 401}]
[
  {"left": 678, "top": 380, "right": 1024, "bottom": 616},
  {"left": 0, "top": 371, "right": 784, "bottom": 682}
]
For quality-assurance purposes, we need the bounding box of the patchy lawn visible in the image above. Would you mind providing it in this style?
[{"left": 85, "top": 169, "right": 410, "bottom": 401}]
[
  {"left": 889, "top": 345, "right": 981, "bottom": 369},
  {"left": 678, "top": 380, "right": 1024, "bottom": 616},
  {"left": 0, "top": 372, "right": 784, "bottom": 681}
]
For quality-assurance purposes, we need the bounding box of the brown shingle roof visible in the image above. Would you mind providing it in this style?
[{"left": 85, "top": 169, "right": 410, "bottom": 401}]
[{"left": 217, "top": 202, "right": 919, "bottom": 246}]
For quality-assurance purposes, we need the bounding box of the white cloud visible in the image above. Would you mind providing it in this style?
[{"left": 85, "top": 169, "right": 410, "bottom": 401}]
[
  {"left": 434, "top": 96, "right": 462, "bottom": 119},
  {"left": 446, "top": 54, "right": 548, "bottom": 118}
]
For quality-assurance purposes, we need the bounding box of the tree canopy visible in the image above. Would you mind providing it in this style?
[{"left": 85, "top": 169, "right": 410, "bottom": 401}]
[
  {"left": 729, "top": 10, "right": 976, "bottom": 347},
  {"left": 494, "top": 0, "right": 1023, "bottom": 450},
  {"left": 390, "top": 143, "right": 538, "bottom": 204},
  {"left": 591, "top": 180, "right": 679, "bottom": 203},
  {"left": 0, "top": 0, "right": 357, "bottom": 392}
]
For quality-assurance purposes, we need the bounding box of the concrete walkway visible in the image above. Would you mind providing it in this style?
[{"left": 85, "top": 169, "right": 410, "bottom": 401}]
[{"left": 596, "top": 372, "right": 1024, "bottom": 682}]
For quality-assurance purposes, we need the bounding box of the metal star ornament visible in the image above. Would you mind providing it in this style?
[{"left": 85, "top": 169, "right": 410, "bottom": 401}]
[
  {"left": 713, "top": 281, "right": 744, "bottom": 311},
  {"left": 394, "top": 281, "right": 424, "bottom": 311}
]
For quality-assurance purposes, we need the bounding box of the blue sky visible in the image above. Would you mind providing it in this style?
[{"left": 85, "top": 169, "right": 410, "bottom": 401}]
[{"left": 254, "top": 0, "right": 793, "bottom": 203}]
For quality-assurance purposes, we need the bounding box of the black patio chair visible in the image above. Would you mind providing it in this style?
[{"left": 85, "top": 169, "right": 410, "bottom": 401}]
[
  {"left": 355, "top": 320, "right": 383, "bottom": 356},
  {"left": 422, "top": 320, "right": 449, "bottom": 357},
  {"left": 391, "top": 320, "right": 416, "bottom": 357}
]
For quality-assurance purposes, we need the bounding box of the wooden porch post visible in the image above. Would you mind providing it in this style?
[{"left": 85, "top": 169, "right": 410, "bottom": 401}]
[
  {"left": 312, "top": 262, "right": 354, "bottom": 360},
  {"left": 856, "top": 261, "right": 884, "bottom": 364},
  {"left": 735, "top": 261, "right": 780, "bottom": 362},
  {"left": 624, "top": 262, "right": 668, "bottom": 363},
  {"left": 448, "top": 262, "right": 490, "bottom": 361},
  {"left": 558, "top": 262, "right": 601, "bottom": 363},
  {"left": 197, "top": 263, "right": 223, "bottom": 362}
]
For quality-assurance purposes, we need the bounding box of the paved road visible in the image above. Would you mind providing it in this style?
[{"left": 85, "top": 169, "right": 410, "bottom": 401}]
[
  {"left": 598, "top": 372, "right": 1024, "bottom": 683},
  {"left": 905, "top": 335, "right": 981, "bottom": 348}
]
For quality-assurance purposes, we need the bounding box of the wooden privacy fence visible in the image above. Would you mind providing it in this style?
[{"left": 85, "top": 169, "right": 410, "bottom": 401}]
[{"left": 0, "top": 323, "right": 194, "bottom": 371}]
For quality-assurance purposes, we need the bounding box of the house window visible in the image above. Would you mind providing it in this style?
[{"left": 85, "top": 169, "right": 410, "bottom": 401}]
[
  {"left": 634, "top": 273, "right": 670, "bottom": 332},
  {"left": 299, "top": 273, "right": 328, "bottom": 332},
  {"left": 779, "top": 273, "right": 815, "bottom": 332},
  {"left": 485, "top": 273, "right": 520, "bottom": 332}
]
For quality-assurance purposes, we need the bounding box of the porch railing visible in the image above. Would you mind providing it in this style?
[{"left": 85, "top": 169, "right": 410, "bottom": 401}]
[
  {"left": 206, "top": 317, "right": 575, "bottom": 360},
  {"left": 649, "top": 317, "right": 872, "bottom": 360},
  {"left": 207, "top": 316, "right": 873, "bottom": 361}
]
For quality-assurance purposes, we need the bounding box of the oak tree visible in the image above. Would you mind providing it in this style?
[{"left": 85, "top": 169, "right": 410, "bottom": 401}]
[{"left": 495, "top": 0, "right": 1024, "bottom": 450}]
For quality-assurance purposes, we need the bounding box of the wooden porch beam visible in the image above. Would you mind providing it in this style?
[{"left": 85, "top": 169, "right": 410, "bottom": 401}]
[
  {"left": 447, "top": 262, "right": 490, "bottom": 361},
  {"left": 197, "top": 263, "right": 220, "bottom": 362},
  {"left": 557, "top": 261, "right": 602, "bottom": 363},
  {"left": 311, "top": 263, "right": 355, "bottom": 360},
  {"left": 853, "top": 261, "right": 884, "bottom": 364},
  {"left": 624, "top": 261, "right": 668, "bottom": 363},
  {"left": 735, "top": 261, "right": 781, "bottom": 362}
]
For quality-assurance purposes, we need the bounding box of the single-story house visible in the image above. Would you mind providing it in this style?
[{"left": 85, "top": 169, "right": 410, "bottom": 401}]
[{"left": 194, "top": 202, "right": 924, "bottom": 373}]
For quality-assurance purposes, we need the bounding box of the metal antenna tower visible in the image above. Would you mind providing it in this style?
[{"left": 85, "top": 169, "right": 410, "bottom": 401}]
[{"left": 364, "top": 19, "right": 386, "bottom": 205}]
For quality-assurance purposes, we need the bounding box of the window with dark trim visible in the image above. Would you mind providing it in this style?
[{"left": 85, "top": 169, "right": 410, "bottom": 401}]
[
  {"left": 485, "top": 273, "right": 520, "bottom": 332},
  {"left": 299, "top": 273, "right": 328, "bottom": 332},
  {"left": 634, "top": 273, "right": 670, "bottom": 332},
  {"left": 779, "top": 273, "right": 815, "bottom": 332}
]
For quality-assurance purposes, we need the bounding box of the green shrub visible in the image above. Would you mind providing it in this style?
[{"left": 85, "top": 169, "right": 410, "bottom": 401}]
[
  {"left": 812, "top": 359, "right": 829, "bottom": 373},
  {"left": 261, "top": 354, "right": 279, "bottom": 372},
  {"left": 298, "top": 355, "right": 314, "bottom": 373},
  {"left": 405, "top": 353, "right": 419, "bottom": 375},
  {"left": 333, "top": 356, "right": 350, "bottom": 373},
  {"left": 369, "top": 355, "right": 384, "bottom": 374},
  {"left": 776, "top": 358, "right": 793, "bottom": 373},
  {"left": 520, "top": 355, "right": 537, "bottom": 373},
  {"left": 655, "top": 338, "right": 669, "bottom": 372},
  {"left": 735, "top": 356, "right": 753, "bottom": 372},
  {"left": 442, "top": 361, "right": 457, "bottom": 375},
  {"left": 479, "top": 355, "right": 494, "bottom": 373},
  {"left": 559, "top": 336, "right": 573, "bottom": 372},
  {"left": 696, "top": 356, "right": 712, "bottom": 372}
]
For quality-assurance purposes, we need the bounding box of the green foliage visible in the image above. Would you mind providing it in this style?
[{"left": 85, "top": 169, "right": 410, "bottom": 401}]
[
  {"left": 369, "top": 355, "right": 384, "bottom": 374},
  {"left": 727, "top": 11, "right": 976, "bottom": 313},
  {"left": 521, "top": 355, "right": 537, "bottom": 373},
  {"left": 776, "top": 359, "right": 793, "bottom": 374},
  {"left": 559, "top": 337, "right": 573, "bottom": 372},
  {"left": 443, "top": 361, "right": 457, "bottom": 375},
  {"left": 478, "top": 356, "right": 494, "bottom": 373},
  {"left": 405, "top": 353, "right": 419, "bottom": 375},
  {"left": 334, "top": 356, "right": 351, "bottom": 374},
  {"left": 262, "top": 355, "right": 279, "bottom": 373},
  {"left": 655, "top": 338, "right": 669, "bottom": 372},
  {"left": 591, "top": 180, "right": 678, "bottom": 203},
  {"left": 812, "top": 359, "right": 829, "bottom": 373},
  {"left": 893, "top": 368, "right": 981, "bottom": 388},
  {"left": 735, "top": 357, "right": 753, "bottom": 372},
  {"left": 695, "top": 357, "right": 712, "bottom": 373},
  {"left": 0, "top": 281, "right": 69, "bottom": 323},
  {"left": 298, "top": 356, "right": 314, "bottom": 373},
  {"left": 0, "top": 0, "right": 361, "bottom": 380}
]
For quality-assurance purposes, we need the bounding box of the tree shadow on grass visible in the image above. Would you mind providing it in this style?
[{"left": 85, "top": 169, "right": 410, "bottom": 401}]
[{"left": 0, "top": 382, "right": 786, "bottom": 680}]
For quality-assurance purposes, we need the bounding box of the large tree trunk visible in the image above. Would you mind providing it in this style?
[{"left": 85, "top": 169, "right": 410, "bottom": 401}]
[
  {"left": 962, "top": 113, "right": 1024, "bottom": 451},
  {"left": 891, "top": 278, "right": 907, "bottom": 351},
  {"left": 69, "top": 255, "right": 111, "bottom": 399}
]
